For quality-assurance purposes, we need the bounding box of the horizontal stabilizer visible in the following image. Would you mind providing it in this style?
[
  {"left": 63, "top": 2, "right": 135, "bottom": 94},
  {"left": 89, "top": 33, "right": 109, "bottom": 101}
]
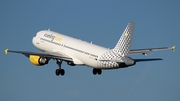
[
  {"left": 129, "top": 46, "right": 176, "bottom": 55},
  {"left": 134, "top": 58, "right": 163, "bottom": 62}
]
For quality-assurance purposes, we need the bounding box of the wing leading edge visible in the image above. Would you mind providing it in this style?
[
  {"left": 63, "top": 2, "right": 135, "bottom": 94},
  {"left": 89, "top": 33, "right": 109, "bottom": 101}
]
[{"left": 4, "top": 49, "right": 73, "bottom": 61}]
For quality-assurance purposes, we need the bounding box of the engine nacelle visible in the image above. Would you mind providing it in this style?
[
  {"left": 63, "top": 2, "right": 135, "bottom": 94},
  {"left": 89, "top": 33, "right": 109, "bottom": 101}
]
[{"left": 29, "top": 55, "right": 48, "bottom": 66}]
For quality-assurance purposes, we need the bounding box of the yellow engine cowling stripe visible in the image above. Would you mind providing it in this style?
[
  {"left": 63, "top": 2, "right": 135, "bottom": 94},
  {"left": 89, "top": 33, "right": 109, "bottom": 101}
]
[{"left": 29, "top": 55, "right": 40, "bottom": 66}]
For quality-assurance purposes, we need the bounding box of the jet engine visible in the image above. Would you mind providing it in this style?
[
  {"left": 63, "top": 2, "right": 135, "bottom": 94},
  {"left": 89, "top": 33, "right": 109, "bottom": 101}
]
[{"left": 29, "top": 55, "right": 48, "bottom": 66}]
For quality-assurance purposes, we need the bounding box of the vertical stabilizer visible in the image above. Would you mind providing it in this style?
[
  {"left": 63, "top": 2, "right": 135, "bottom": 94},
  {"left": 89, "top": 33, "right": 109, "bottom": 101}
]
[{"left": 113, "top": 22, "right": 135, "bottom": 56}]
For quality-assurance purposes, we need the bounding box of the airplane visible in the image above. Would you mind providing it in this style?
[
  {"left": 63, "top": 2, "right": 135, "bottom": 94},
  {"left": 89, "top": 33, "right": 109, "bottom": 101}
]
[{"left": 4, "top": 22, "right": 175, "bottom": 76}]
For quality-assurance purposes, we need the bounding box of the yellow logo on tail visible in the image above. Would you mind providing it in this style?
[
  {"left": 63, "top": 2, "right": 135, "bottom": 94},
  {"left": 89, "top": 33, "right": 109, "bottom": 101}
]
[{"left": 125, "top": 33, "right": 128, "bottom": 36}]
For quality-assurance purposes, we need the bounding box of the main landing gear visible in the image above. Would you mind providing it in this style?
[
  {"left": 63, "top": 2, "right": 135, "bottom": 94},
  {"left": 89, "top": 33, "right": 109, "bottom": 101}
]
[
  {"left": 55, "top": 59, "right": 65, "bottom": 76},
  {"left": 55, "top": 60, "right": 102, "bottom": 76},
  {"left": 93, "top": 68, "right": 102, "bottom": 75}
]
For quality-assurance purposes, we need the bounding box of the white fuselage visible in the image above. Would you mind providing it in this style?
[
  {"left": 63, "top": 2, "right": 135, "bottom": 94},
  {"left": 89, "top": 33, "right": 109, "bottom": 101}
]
[{"left": 32, "top": 30, "right": 110, "bottom": 68}]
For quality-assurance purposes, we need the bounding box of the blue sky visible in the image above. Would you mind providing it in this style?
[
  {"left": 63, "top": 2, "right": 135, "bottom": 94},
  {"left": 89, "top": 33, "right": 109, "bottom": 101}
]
[{"left": 0, "top": 0, "right": 179, "bottom": 101}]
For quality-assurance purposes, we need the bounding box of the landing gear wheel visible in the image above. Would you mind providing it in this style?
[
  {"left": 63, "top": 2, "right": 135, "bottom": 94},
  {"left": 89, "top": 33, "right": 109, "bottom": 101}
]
[
  {"left": 60, "top": 69, "right": 65, "bottom": 76},
  {"left": 93, "top": 69, "right": 102, "bottom": 75},
  {"left": 93, "top": 69, "right": 97, "bottom": 75},
  {"left": 97, "top": 69, "right": 102, "bottom": 75},
  {"left": 55, "top": 59, "right": 65, "bottom": 76},
  {"left": 55, "top": 69, "right": 60, "bottom": 76},
  {"left": 55, "top": 69, "right": 65, "bottom": 76}
]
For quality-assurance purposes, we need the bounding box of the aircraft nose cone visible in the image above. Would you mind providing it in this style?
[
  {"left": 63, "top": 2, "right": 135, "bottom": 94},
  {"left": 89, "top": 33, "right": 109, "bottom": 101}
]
[{"left": 32, "top": 37, "right": 36, "bottom": 45}]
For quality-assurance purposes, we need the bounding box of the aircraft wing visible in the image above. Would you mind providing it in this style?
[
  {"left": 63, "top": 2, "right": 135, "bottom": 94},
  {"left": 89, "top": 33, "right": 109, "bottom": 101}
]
[
  {"left": 4, "top": 49, "right": 73, "bottom": 61},
  {"left": 129, "top": 46, "right": 175, "bottom": 55}
]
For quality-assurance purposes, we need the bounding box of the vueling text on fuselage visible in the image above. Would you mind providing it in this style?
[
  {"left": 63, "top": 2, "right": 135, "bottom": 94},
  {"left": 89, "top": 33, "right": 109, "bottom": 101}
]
[{"left": 44, "top": 33, "right": 62, "bottom": 41}]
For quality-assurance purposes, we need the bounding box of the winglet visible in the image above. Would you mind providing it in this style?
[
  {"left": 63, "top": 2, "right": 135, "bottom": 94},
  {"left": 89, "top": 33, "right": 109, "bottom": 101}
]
[
  {"left": 4, "top": 49, "right": 8, "bottom": 54},
  {"left": 172, "top": 46, "right": 176, "bottom": 51}
]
